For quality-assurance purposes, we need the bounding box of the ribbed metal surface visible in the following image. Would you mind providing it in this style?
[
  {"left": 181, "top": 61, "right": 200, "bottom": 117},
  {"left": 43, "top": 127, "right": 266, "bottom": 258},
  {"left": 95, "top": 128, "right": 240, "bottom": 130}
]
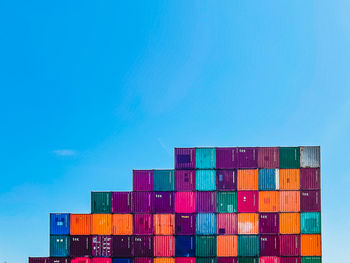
[
  {"left": 259, "top": 257, "right": 280, "bottom": 263},
  {"left": 280, "top": 213, "right": 300, "bottom": 234},
  {"left": 259, "top": 235, "right": 279, "bottom": 256},
  {"left": 236, "top": 147, "right": 258, "bottom": 168},
  {"left": 217, "top": 235, "right": 238, "bottom": 256},
  {"left": 133, "top": 170, "right": 153, "bottom": 191},
  {"left": 112, "top": 235, "right": 133, "bottom": 257},
  {"left": 280, "top": 257, "right": 301, "bottom": 263},
  {"left": 175, "top": 148, "right": 195, "bottom": 169},
  {"left": 195, "top": 148, "right": 216, "bottom": 169},
  {"left": 133, "top": 236, "right": 153, "bottom": 257},
  {"left": 175, "top": 236, "right": 196, "bottom": 257},
  {"left": 279, "top": 234, "right": 300, "bottom": 256},
  {"left": 258, "top": 169, "right": 278, "bottom": 190},
  {"left": 196, "top": 191, "right": 216, "bottom": 212},
  {"left": 154, "top": 235, "right": 175, "bottom": 257},
  {"left": 50, "top": 235, "right": 70, "bottom": 257},
  {"left": 259, "top": 213, "right": 279, "bottom": 234},
  {"left": 154, "top": 191, "right": 174, "bottom": 213},
  {"left": 279, "top": 169, "right": 300, "bottom": 190},
  {"left": 300, "top": 146, "right": 320, "bottom": 168},
  {"left": 300, "top": 168, "right": 320, "bottom": 190},
  {"left": 238, "top": 213, "right": 259, "bottom": 234},
  {"left": 132, "top": 192, "right": 154, "bottom": 213},
  {"left": 133, "top": 214, "right": 153, "bottom": 235},
  {"left": 175, "top": 192, "right": 195, "bottom": 213},
  {"left": 301, "top": 212, "right": 321, "bottom": 234},
  {"left": 70, "top": 214, "right": 91, "bottom": 235},
  {"left": 279, "top": 191, "right": 300, "bottom": 212},
  {"left": 175, "top": 170, "right": 195, "bottom": 191},
  {"left": 300, "top": 257, "right": 321, "bottom": 263},
  {"left": 301, "top": 190, "right": 321, "bottom": 212},
  {"left": 216, "top": 169, "right": 237, "bottom": 190},
  {"left": 91, "top": 235, "right": 112, "bottom": 257},
  {"left": 259, "top": 191, "right": 279, "bottom": 212},
  {"left": 153, "top": 170, "right": 175, "bottom": 191},
  {"left": 216, "top": 148, "right": 236, "bottom": 169},
  {"left": 238, "top": 235, "right": 259, "bottom": 256},
  {"left": 217, "top": 191, "right": 237, "bottom": 213},
  {"left": 70, "top": 235, "right": 91, "bottom": 257},
  {"left": 217, "top": 213, "right": 237, "bottom": 234},
  {"left": 279, "top": 147, "right": 300, "bottom": 169},
  {"left": 50, "top": 213, "right": 70, "bottom": 235},
  {"left": 91, "top": 192, "right": 112, "bottom": 213},
  {"left": 196, "top": 213, "right": 216, "bottom": 235},
  {"left": 196, "top": 235, "right": 217, "bottom": 257},
  {"left": 257, "top": 147, "right": 279, "bottom": 168},
  {"left": 175, "top": 213, "right": 196, "bottom": 235},
  {"left": 112, "top": 192, "right": 132, "bottom": 213},
  {"left": 195, "top": 170, "right": 216, "bottom": 191}
]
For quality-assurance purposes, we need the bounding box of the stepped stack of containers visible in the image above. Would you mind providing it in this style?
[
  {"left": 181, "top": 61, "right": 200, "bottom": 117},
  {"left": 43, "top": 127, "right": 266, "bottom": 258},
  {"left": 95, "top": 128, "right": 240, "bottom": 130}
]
[{"left": 29, "top": 146, "right": 322, "bottom": 263}]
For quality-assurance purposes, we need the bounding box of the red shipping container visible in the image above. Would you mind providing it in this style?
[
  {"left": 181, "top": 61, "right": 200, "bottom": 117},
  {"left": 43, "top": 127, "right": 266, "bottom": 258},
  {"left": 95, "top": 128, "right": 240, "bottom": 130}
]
[
  {"left": 259, "top": 257, "right": 280, "bottom": 263},
  {"left": 175, "top": 170, "right": 195, "bottom": 191},
  {"left": 134, "top": 259, "right": 153, "bottom": 263},
  {"left": 217, "top": 258, "right": 237, "bottom": 263},
  {"left": 154, "top": 235, "right": 175, "bottom": 257},
  {"left": 257, "top": 147, "right": 279, "bottom": 168},
  {"left": 71, "top": 259, "right": 91, "bottom": 263},
  {"left": 92, "top": 259, "right": 111, "bottom": 263},
  {"left": 237, "top": 191, "right": 258, "bottom": 212},
  {"left": 175, "top": 258, "right": 196, "bottom": 263},
  {"left": 134, "top": 214, "right": 153, "bottom": 235},
  {"left": 280, "top": 258, "right": 300, "bottom": 263},
  {"left": 217, "top": 213, "right": 238, "bottom": 235},
  {"left": 280, "top": 235, "right": 300, "bottom": 256},
  {"left": 175, "top": 192, "right": 195, "bottom": 213}
]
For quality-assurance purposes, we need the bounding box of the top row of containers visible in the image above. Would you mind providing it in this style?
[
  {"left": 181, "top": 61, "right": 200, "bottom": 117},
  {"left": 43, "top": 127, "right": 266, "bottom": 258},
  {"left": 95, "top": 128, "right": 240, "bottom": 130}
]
[{"left": 175, "top": 147, "right": 320, "bottom": 170}]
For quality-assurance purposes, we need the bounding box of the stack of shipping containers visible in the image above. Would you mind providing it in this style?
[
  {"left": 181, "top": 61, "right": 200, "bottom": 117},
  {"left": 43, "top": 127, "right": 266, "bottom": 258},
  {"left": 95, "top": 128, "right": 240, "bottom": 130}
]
[{"left": 29, "top": 146, "right": 321, "bottom": 263}]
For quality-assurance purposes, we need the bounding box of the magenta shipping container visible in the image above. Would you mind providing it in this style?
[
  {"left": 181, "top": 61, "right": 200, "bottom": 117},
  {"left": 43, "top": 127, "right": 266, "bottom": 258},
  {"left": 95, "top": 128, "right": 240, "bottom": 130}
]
[
  {"left": 134, "top": 258, "right": 153, "bottom": 263},
  {"left": 29, "top": 258, "right": 50, "bottom": 263},
  {"left": 196, "top": 191, "right": 216, "bottom": 212},
  {"left": 279, "top": 234, "right": 300, "bottom": 256},
  {"left": 175, "top": 213, "right": 196, "bottom": 235},
  {"left": 217, "top": 213, "right": 237, "bottom": 234},
  {"left": 92, "top": 235, "right": 112, "bottom": 257},
  {"left": 133, "top": 170, "right": 153, "bottom": 191},
  {"left": 216, "top": 148, "right": 237, "bottom": 169},
  {"left": 280, "top": 257, "right": 300, "bottom": 263},
  {"left": 175, "top": 192, "right": 195, "bottom": 213},
  {"left": 112, "top": 192, "right": 132, "bottom": 213},
  {"left": 237, "top": 191, "right": 258, "bottom": 212},
  {"left": 175, "top": 148, "right": 196, "bottom": 169},
  {"left": 175, "top": 258, "right": 196, "bottom": 263},
  {"left": 92, "top": 259, "right": 111, "bottom": 263},
  {"left": 154, "top": 192, "right": 174, "bottom": 213},
  {"left": 300, "top": 190, "right": 321, "bottom": 212},
  {"left": 300, "top": 168, "right": 320, "bottom": 190},
  {"left": 217, "top": 258, "right": 237, "bottom": 263},
  {"left": 133, "top": 192, "right": 154, "bottom": 213},
  {"left": 257, "top": 147, "right": 279, "bottom": 168},
  {"left": 259, "top": 257, "right": 280, "bottom": 263},
  {"left": 133, "top": 236, "right": 153, "bottom": 257},
  {"left": 70, "top": 235, "right": 91, "bottom": 257},
  {"left": 112, "top": 235, "right": 133, "bottom": 257},
  {"left": 216, "top": 170, "right": 237, "bottom": 190},
  {"left": 259, "top": 235, "right": 279, "bottom": 256},
  {"left": 236, "top": 147, "right": 258, "bottom": 168},
  {"left": 259, "top": 213, "right": 279, "bottom": 234},
  {"left": 175, "top": 170, "right": 195, "bottom": 191},
  {"left": 134, "top": 214, "right": 153, "bottom": 235}
]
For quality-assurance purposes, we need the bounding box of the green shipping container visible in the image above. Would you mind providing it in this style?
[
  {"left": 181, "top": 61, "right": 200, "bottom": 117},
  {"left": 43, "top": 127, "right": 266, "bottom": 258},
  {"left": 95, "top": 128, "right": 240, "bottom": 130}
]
[
  {"left": 153, "top": 170, "right": 174, "bottom": 191},
  {"left": 196, "top": 148, "right": 216, "bottom": 169},
  {"left": 238, "top": 235, "right": 259, "bottom": 257},
  {"left": 279, "top": 147, "right": 300, "bottom": 168},
  {"left": 238, "top": 258, "right": 259, "bottom": 263},
  {"left": 196, "top": 258, "right": 216, "bottom": 263},
  {"left": 91, "top": 192, "right": 111, "bottom": 213},
  {"left": 217, "top": 191, "right": 237, "bottom": 212},
  {"left": 301, "top": 257, "right": 322, "bottom": 263},
  {"left": 196, "top": 235, "right": 217, "bottom": 257},
  {"left": 301, "top": 212, "right": 321, "bottom": 234}
]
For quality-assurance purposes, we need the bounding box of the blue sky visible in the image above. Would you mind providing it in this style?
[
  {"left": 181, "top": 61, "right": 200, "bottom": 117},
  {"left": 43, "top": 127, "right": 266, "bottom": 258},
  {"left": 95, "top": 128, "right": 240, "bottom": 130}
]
[{"left": 0, "top": 1, "right": 349, "bottom": 262}]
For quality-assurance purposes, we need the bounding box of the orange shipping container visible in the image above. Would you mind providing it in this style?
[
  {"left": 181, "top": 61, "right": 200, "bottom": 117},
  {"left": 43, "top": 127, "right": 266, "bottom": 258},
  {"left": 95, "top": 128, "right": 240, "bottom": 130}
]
[
  {"left": 279, "top": 191, "right": 300, "bottom": 212},
  {"left": 238, "top": 213, "right": 258, "bottom": 234},
  {"left": 154, "top": 214, "right": 175, "bottom": 235},
  {"left": 154, "top": 259, "right": 175, "bottom": 263},
  {"left": 301, "top": 234, "right": 321, "bottom": 256},
  {"left": 91, "top": 214, "right": 112, "bottom": 235},
  {"left": 280, "top": 213, "right": 300, "bottom": 234},
  {"left": 70, "top": 214, "right": 91, "bottom": 235},
  {"left": 279, "top": 169, "right": 300, "bottom": 190},
  {"left": 217, "top": 235, "right": 238, "bottom": 256},
  {"left": 238, "top": 169, "right": 258, "bottom": 190},
  {"left": 259, "top": 191, "right": 279, "bottom": 212},
  {"left": 154, "top": 236, "right": 175, "bottom": 257},
  {"left": 112, "top": 214, "right": 132, "bottom": 235}
]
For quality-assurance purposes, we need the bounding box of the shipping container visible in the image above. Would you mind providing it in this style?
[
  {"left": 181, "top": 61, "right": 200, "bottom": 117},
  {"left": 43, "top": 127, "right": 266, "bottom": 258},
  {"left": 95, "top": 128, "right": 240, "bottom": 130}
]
[
  {"left": 195, "top": 148, "right": 216, "bottom": 169},
  {"left": 175, "top": 213, "right": 196, "bottom": 235},
  {"left": 300, "top": 257, "right": 321, "bottom": 263},
  {"left": 195, "top": 170, "right": 216, "bottom": 191},
  {"left": 134, "top": 258, "right": 153, "bottom": 263},
  {"left": 133, "top": 214, "right": 153, "bottom": 235},
  {"left": 70, "top": 235, "right": 91, "bottom": 257},
  {"left": 301, "top": 212, "right": 321, "bottom": 234},
  {"left": 237, "top": 191, "right": 258, "bottom": 212},
  {"left": 133, "top": 236, "right": 153, "bottom": 257},
  {"left": 279, "top": 147, "right": 300, "bottom": 169},
  {"left": 301, "top": 235, "right": 321, "bottom": 256},
  {"left": 236, "top": 147, "right": 258, "bottom": 168},
  {"left": 175, "top": 258, "right": 196, "bottom": 263},
  {"left": 92, "top": 258, "right": 112, "bottom": 263},
  {"left": 175, "top": 148, "right": 196, "bottom": 169},
  {"left": 259, "top": 257, "right": 280, "bottom": 263},
  {"left": 29, "top": 258, "right": 50, "bottom": 263},
  {"left": 175, "top": 170, "right": 195, "bottom": 191},
  {"left": 133, "top": 170, "right": 153, "bottom": 191},
  {"left": 154, "top": 259, "right": 174, "bottom": 263},
  {"left": 216, "top": 170, "right": 237, "bottom": 190},
  {"left": 216, "top": 148, "right": 237, "bottom": 169},
  {"left": 300, "top": 146, "right": 320, "bottom": 168},
  {"left": 279, "top": 169, "right": 300, "bottom": 190},
  {"left": 175, "top": 236, "right": 196, "bottom": 257},
  {"left": 259, "top": 235, "right": 279, "bottom": 256},
  {"left": 91, "top": 192, "right": 112, "bottom": 213},
  {"left": 237, "top": 169, "right": 258, "bottom": 190},
  {"left": 154, "top": 235, "right": 175, "bottom": 257},
  {"left": 196, "top": 258, "right": 216, "bottom": 263},
  {"left": 50, "top": 235, "right": 70, "bottom": 257},
  {"left": 258, "top": 169, "right": 278, "bottom": 190},
  {"left": 280, "top": 258, "right": 301, "bottom": 263},
  {"left": 132, "top": 192, "right": 154, "bottom": 213},
  {"left": 237, "top": 258, "right": 258, "bottom": 263},
  {"left": 112, "top": 259, "right": 132, "bottom": 263},
  {"left": 217, "top": 258, "right": 237, "bottom": 263},
  {"left": 154, "top": 214, "right": 175, "bottom": 235},
  {"left": 196, "top": 235, "right": 216, "bottom": 257},
  {"left": 196, "top": 191, "right": 216, "bottom": 212},
  {"left": 196, "top": 213, "right": 216, "bottom": 235},
  {"left": 300, "top": 191, "right": 321, "bottom": 212},
  {"left": 238, "top": 213, "right": 258, "bottom": 235},
  {"left": 279, "top": 191, "right": 300, "bottom": 212},
  {"left": 280, "top": 234, "right": 300, "bottom": 256},
  {"left": 259, "top": 213, "right": 279, "bottom": 234},
  {"left": 112, "top": 214, "right": 133, "bottom": 235},
  {"left": 91, "top": 235, "right": 112, "bottom": 257},
  {"left": 300, "top": 168, "right": 320, "bottom": 190},
  {"left": 50, "top": 259, "right": 70, "bottom": 263},
  {"left": 257, "top": 147, "right": 279, "bottom": 168},
  {"left": 259, "top": 191, "right": 279, "bottom": 212},
  {"left": 280, "top": 213, "right": 300, "bottom": 234},
  {"left": 112, "top": 192, "right": 132, "bottom": 213},
  {"left": 217, "top": 235, "right": 238, "bottom": 256},
  {"left": 50, "top": 214, "right": 70, "bottom": 235},
  {"left": 112, "top": 235, "right": 133, "bottom": 257},
  {"left": 153, "top": 170, "right": 175, "bottom": 191},
  {"left": 71, "top": 259, "right": 90, "bottom": 263},
  {"left": 154, "top": 192, "right": 174, "bottom": 213},
  {"left": 175, "top": 192, "right": 195, "bottom": 213},
  {"left": 70, "top": 214, "right": 91, "bottom": 235},
  {"left": 217, "top": 213, "right": 238, "bottom": 234},
  {"left": 217, "top": 191, "right": 237, "bottom": 213},
  {"left": 238, "top": 235, "right": 259, "bottom": 256},
  {"left": 91, "top": 214, "right": 112, "bottom": 235}
]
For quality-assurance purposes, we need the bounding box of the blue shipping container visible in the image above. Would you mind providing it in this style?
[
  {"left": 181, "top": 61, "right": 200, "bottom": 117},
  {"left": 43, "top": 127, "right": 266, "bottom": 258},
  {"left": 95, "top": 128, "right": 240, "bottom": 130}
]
[
  {"left": 50, "top": 214, "right": 70, "bottom": 235},
  {"left": 258, "top": 169, "right": 278, "bottom": 190},
  {"left": 175, "top": 235, "right": 196, "bottom": 257},
  {"left": 196, "top": 148, "right": 216, "bottom": 169},
  {"left": 113, "top": 259, "right": 133, "bottom": 263},
  {"left": 301, "top": 212, "right": 321, "bottom": 234},
  {"left": 196, "top": 170, "right": 216, "bottom": 191},
  {"left": 50, "top": 235, "right": 70, "bottom": 257},
  {"left": 196, "top": 213, "right": 216, "bottom": 235}
]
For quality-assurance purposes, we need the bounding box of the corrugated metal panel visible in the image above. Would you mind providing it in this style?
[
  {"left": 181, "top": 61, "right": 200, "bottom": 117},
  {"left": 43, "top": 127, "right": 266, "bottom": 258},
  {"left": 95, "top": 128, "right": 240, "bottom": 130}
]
[
  {"left": 217, "top": 213, "right": 237, "bottom": 234},
  {"left": 279, "top": 147, "right": 300, "bottom": 169},
  {"left": 154, "top": 214, "right": 175, "bottom": 235},
  {"left": 258, "top": 147, "right": 279, "bottom": 168},
  {"left": 301, "top": 212, "right": 321, "bottom": 234},
  {"left": 50, "top": 258, "right": 70, "bottom": 263},
  {"left": 259, "top": 235, "right": 279, "bottom": 256},
  {"left": 217, "top": 235, "right": 238, "bottom": 256},
  {"left": 91, "top": 192, "right": 112, "bottom": 213},
  {"left": 237, "top": 258, "right": 258, "bottom": 263},
  {"left": 112, "top": 235, "right": 133, "bottom": 257},
  {"left": 196, "top": 213, "right": 216, "bottom": 235},
  {"left": 300, "top": 257, "right": 321, "bottom": 263},
  {"left": 153, "top": 170, "right": 175, "bottom": 191},
  {"left": 258, "top": 169, "right": 278, "bottom": 190},
  {"left": 279, "top": 191, "right": 300, "bottom": 212},
  {"left": 154, "top": 192, "right": 174, "bottom": 213},
  {"left": 196, "top": 258, "right": 216, "bottom": 263},
  {"left": 175, "top": 170, "right": 195, "bottom": 191},
  {"left": 91, "top": 235, "right": 112, "bottom": 257},
  {"left": 133, "top": 170, "right": 153, "bottom": 191},
  {"left": 50, "top": 213, "right": 70, "bottom": 235},
  {"left": 301, "top": 234, "right": 322, "bottom": 256},
  {"left": 91, "top": 214, "right": 112, "bottom": 235},
  {"left": 300, "top": 190, "right": 321, "bottom": 212},
  {"left": 92, "top": 258, "right": 111, "bottom": 263},
  {"left": 196, "top": 235, "right": 217, "bottom": 257},
  {"left": 112, "top": 259, "right": 131, "bottom": 263},
  {"left": 112, "top": 214, "right": 132, "bottom": 235},
  {"left": 300, "top": 168, "right": 320, "bottom": 190},
  {"left": 217, "top": 258, "right": 237, "bottom": 263},
  {"left": 70, "top": 235, "right": 91, "bottom": 257},
  {"left": 134, "top": 258, "right": 153, "bottom": 263},
  {"left": 195, "top": 170, "right": 216, "bottom": 191},
  {"left": 133, "top": 214, "right": 153, "bottom": 235},
  {"left": 112, "top": 192, "right": 132, "bottom": 213},
  {"left": 300, "top": 146, "right": 320, "bottom": 168},
  {"left": 217, "top": 191, "right": 237, "bottom": 213},
  {"left": 279, "top": 169, "right": 300, "bottom": 190},
  {"left": 236, "top": 147, "right": 258, "bottom": 168},
  {"left": 175, "top": 213, "right": 196, "bottom": 235},
  {"left": 50, "top": 235, "right": 70, "bottom": 257},
  {"left": 175, "top": 148, "right": 195, "bottom": 169},
  {"left": 175, "top": 236, "right": 196, "bottom": 257},
  {"left": 280, "top": 234, "right": 300, "bottom": 256},
  {"left": 216, "top": 148, "right": 237, "bottom": 169},
  {"left": 132, "top": 192, "right": 154, "bottom": 213},
  {"left": 195, "top": 148, "right": 216, "bottom": 169},
  {"left": 259, "top": 213, "right": 279, "bottom": 234},
  {"left": 29, "top": 258, "right": 50, "bottom": 263},
  {"left": 154, "top": 235, "right": 175, "bottom": 257},
  {"left": 237, "top": 191, "right": 258, "bottom": 213},
  {"left": 175, "top": 192, "right": 195, "bottom": 213},
  {"left": 175, "top": 258, "right": 196, "bottom": 263},
  {"left": 280, "top": 258, "right": 301, "bottom": 263},
  {"left": 237, "top": 169, "right": 258, "bottom": 190},
  {"left": 196, "top": 191, "right": 216, "bottom": 212},
  {"left": 238, "top": 235, "right": 259, "bottom": 256},
  {"left": 216, "top": 169, "right": 237, "bottom": 190},
  {"left": 238, "top": 213, "right": 258, "bottom": 234},
  {"left": 71, "top": 258, "right": 90, "bottom": 263},
  {"left": 259, "top": 257, "right": 280, "bottom": 263},
  {"left": 133, "top": 236, "right": 153, "bottom": 257},
  {"left": 70, "top": 214, "right": 91, "bottom": 235},
  {"left": 154, "top": 258, "right": 175, "bottom": 263},
  {"left": 280, "top": 213, "right": 300, "bottom": 234},
  {"left": 259, "top": 191, "right": 279, "bottom": 212}
]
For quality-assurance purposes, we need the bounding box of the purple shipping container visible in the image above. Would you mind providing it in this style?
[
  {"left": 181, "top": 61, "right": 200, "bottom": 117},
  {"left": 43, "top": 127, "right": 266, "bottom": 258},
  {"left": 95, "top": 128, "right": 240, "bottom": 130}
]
[
  {"left": 49, "top": 258, "right": 70, "bottom": 263},
  {"left": 92, "top": 235, "right": 112, "bottom": 257},
  {"left": 280, "top": 257, "right": 301, "bottom": 263},
  {"left": 154, "top": 192, "right": 174, "bottom": 213},
  {"left": 257, "top": 147, "right": 279, "bottom": 168},
  {"left": 112, "top": 192, "right": 132, "bottom": 213},
  {"left": 217, "top": 258, "right": 237, "bottom": 263},
  {"left": 259, "top": 235, "right": 279, "bottom": 256},
  {"left": 279, "top": 235, "right": 300, "bottom": 256},
  {"left": 216, "top": 148, "right": 237, "bottom": 169},
  {"left": 29, "top": 258, "right": 50, "bottom": 263},
  {"left": 175, "top": 148, "right": 196, "bottom": 169},
  {"left": 134, "top": 258, "right": 153, "bottom": 263},
  {"left": 175, "top": 170, "right": 195, "bottom": 191},
  {"left": 175, "top": 213, "right": 196, "bottom": 235},
  {"left": 216, "top": 170, "right": 237, "bottom": 191},
  {"left": 301, "top": 190, "right": 321, "bottom": 212},
  {"left": 236, "top": 147, "right": 258, "bottom": 168},
  {"left": 112, "top": 235, "right": 133, "bottom": 257},
  {"left": 133, "top": 170, "right": 153, "bottom": 191},
  {"left": 300, "top": 168, "right": 320, "bottom": 190},
  {"left": 133, "top": 236, "right": 153, "bottom": 257},
  {"left": 70, "top": 235, "right": 91, "bottom": 257},
  {"left": 196, "top": 191, "right": 216, "bottom": 212},
  {"left": 132, "top": 192, "right": 154, "bottom": 213},
  {"left": 134, "top": 214, "right": 153, "bottom": 235},
  {"left": 259, "top": 213, "right": 279, "bottom": 234}
]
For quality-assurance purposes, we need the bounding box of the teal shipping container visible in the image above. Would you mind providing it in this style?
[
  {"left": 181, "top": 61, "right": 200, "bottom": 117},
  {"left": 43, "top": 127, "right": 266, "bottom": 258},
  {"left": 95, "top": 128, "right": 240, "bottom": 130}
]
[
  {"left": 197, "top": 258, "right": 216, "bottom": 263},
  {"left": 196, "top": 148, "right": 216, "bottom": 169},
  {"left": 238, "top": 235, "right": 259, "bottom": 257},
  {"left": 216, "top": 191, "right": 237, "bottom": 213},
  {"left": 301, "top": 257, "right": 321, "bottom": 263},
  {"left": 279, "top": 147, "right": 300, "bottom": 168},
  {"left": 258, "top": 169, "right": 278, "bottom": 190},
  {"left": 91, "top": 192, "right": 112, "bottom": 213},
  {"left": 196, "top": 213, "right": 216, "bottom": 235},
  {"left": 301, "top": 212, "right": 321, "bottom": 234},
  {"left": 153, "top": 170, "right": 175, "bottom": 191},
  {"left": 50, "top": 235, "right": 70, "bottom": 257},
  {"left": 196, "top": 170, "right": 216, "bottom": 191},
  {"left": 238, "top": 258, "right": 259, "bottom": 263},
  {"left": 196, "top": 235, "right": 217, "bottom": 257}
]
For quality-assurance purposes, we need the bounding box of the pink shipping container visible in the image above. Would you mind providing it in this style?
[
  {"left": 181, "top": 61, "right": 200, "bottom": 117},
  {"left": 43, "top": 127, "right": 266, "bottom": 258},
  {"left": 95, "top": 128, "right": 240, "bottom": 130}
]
[
  {"left": 300, "top": 168, "right": 320, "bottom": 190},
  {"left": 71, "top": 258, "right": 91, "bottom": 263},
  {"left": 259, "top": 257, "right": 280, "bottom": 263},
  {"left": 279, "top": 258, "right": 300, "bottom": 263},
  {"left": 175, "top": 148, "right": 196, "bottom": 169},
  {"left": 217, "top": 258, "right": 237, "bottom": 263},
  {"left": 92, "top": 259, "right": 111, "bottom": 263},
  {"left": 154, "top": 235, "right": 175, "bottom": 257},
  {"left": 175, "top": 170, "right": 195, "bottom": 191},
  {"left": 257, "top": 147, "right": 279, "bottom": 168},
  {"left": 134, "top": 214, "right": 153, "bottom": 235},
  {"left": 217, "top": 213, "right": 238, "bottom": 234},
  {"left": 216, "top": 148, "right": 237, "bottom": 169},
  {"left": 175, "top": 192, "right": 195, "bottom": 213},
  {"left": 280, "top": 235, "right": 300, "bottom": 256},
  {"left": 175, "top": 258, "right": 196, "bottom": 263},
  {"left": 237, "top": 191, "right": 258, "bottom": 212},
  {"left": 134, "top": 259, "right": 153, "bottom": 263},
  {"left": 133, "top": 170, "right": 153, "bottom": 191}
]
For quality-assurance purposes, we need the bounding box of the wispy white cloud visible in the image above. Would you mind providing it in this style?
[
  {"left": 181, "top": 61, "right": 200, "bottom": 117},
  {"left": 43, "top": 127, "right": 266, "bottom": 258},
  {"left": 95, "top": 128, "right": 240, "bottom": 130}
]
[
  {"left": 52, "top": 149, "right": 77, "bottom": 156},
  {"left": 157, "top": 138, "right": 172, "bottom": 156}
]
